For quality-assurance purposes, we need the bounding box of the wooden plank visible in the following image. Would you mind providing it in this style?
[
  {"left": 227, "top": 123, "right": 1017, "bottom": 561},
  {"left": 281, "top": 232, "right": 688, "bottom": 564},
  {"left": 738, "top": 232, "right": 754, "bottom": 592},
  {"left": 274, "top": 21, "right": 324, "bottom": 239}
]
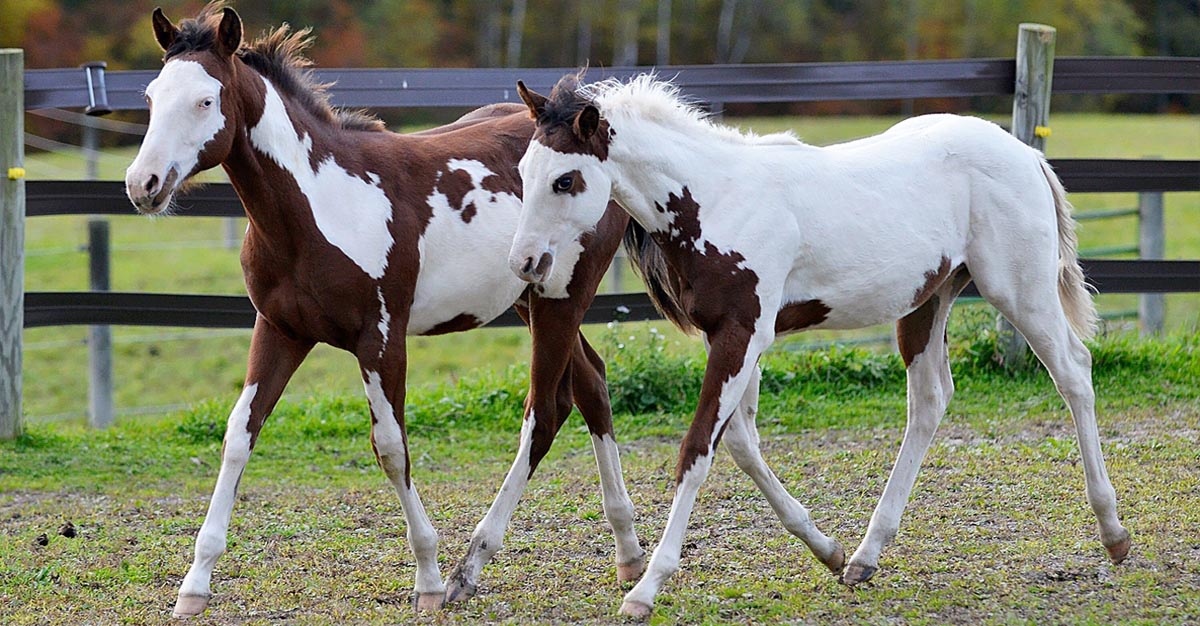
[{"left": 1, "top": 49, "right": 24, "bottom": 439}]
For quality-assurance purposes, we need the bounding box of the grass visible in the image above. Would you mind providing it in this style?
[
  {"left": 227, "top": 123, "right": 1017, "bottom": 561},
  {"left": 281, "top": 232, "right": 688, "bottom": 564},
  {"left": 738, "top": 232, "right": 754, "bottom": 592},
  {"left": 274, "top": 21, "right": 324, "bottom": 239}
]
[
  {"left": 17, "top": 113, "right": 1200, "bottom": 422},
  {"left": 2, "top": 331, "right": 1199, "bottom": 623}
]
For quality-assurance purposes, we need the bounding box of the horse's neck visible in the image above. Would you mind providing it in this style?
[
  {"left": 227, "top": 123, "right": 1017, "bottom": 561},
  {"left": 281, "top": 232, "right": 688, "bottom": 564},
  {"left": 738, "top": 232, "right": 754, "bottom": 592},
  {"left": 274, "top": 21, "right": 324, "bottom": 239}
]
[
  {"left": 222, "top": 79, "right": 366, "bottom": 249},
  {"left": 608, "top": 120, "right": 726, "bottom": 233}
]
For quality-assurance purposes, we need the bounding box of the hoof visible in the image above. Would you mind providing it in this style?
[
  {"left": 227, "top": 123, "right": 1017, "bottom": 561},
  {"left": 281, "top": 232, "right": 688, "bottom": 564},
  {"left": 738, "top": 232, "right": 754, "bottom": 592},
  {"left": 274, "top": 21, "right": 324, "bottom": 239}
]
[
  {"left": 413, "top": 591, "right": 446, "bottom": 611},
  {"left": 821, "top": 543, "right": 846, "bottom": 575},
  {"left": 840, "top": 562, "right": 878, "bottom": 587},
  {"left": 617, "top": 554, "right": 646, "bottom": 583},
  {"left": 618, "top": 599, "right": 653, "bottom": 619},
  {"left": 172, "top": 593, "right": 211, "bottom": 618},
  {"left": 443, "top": 579, "right": 477, "bottom": 605},
  {"left": 444, "top": 565, "right": 478, "bottom": 605},
  {"left": 1105, "top": 530, "right": 1132, "bottom": 565}
]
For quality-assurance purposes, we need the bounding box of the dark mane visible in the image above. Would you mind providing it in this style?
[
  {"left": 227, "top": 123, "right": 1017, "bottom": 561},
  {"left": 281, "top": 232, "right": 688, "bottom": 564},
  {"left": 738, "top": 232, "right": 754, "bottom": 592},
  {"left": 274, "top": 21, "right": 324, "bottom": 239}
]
[
  {"left": 164, "top": 2, "right": 384, "bottom": 132},
  {"left": 535, "top": 70, "right": 593, "bottom": 129}
]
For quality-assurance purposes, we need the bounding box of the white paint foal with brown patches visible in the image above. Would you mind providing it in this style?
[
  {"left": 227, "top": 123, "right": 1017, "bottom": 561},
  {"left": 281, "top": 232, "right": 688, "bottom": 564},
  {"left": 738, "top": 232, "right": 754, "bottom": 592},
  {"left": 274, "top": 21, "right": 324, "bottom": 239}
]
[
  {"left": 510, "top": 74, "right": 1130, "bottom": 618},
  {"left": 125, "top": 5, "right": 644, "bottom": 617}
]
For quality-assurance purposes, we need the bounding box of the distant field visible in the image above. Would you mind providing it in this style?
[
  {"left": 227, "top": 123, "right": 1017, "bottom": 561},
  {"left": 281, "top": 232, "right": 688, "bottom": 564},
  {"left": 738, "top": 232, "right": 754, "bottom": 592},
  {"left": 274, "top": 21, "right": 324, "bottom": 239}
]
[{"left": 17, "top": 113, "right": 1200, "bottom": 421}]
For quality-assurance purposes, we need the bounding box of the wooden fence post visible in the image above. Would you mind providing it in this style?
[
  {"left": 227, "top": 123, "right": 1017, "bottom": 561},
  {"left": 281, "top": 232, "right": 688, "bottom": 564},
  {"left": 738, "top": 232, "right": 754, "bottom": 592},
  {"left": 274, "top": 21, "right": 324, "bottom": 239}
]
[
  {"left": 1138, "top": 189, "right": 1165, "bottom": 335},
  {"left": 1, "top": 49, "right": 25, "bottom": 439},
  {"left": 1000, "top": 23, "right": 1056, "bottom": 367},
  {"left": 88, "top": 219, "right": 114, "bottom": 428}
]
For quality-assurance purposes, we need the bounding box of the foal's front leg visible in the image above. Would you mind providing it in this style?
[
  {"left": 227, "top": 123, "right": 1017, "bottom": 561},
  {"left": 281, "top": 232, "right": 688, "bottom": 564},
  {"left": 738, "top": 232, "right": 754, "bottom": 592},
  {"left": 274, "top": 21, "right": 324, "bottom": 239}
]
[
  {"left": 359, "top": 339, "right": 446, "bottom": 611},
  {"left": 620, "top": 323, "right": 774, "bottom": 618},
  {"left": 174, "top": 316, "right": 313, "bottom": 618}
]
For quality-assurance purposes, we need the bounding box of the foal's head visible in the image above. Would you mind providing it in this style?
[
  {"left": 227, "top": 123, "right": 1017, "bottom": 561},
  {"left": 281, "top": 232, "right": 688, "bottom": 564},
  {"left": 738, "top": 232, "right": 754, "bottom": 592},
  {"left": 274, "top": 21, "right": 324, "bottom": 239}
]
[
  {"left": 125, "top": 5, "right": 249, "bottom": 214},
  {"left": 509, "top": 75, "right": 614, "bottom": 284}
]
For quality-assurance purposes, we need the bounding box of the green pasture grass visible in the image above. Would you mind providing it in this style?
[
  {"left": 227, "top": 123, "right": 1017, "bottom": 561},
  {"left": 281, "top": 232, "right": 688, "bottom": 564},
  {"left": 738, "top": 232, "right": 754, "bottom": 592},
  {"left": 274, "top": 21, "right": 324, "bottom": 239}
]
[
  {"left": 2, "top": 334, "right": 1198, "bottom": 623},
  {"left": 17, "top": 113, "right": 1200, "bottom": 421}
]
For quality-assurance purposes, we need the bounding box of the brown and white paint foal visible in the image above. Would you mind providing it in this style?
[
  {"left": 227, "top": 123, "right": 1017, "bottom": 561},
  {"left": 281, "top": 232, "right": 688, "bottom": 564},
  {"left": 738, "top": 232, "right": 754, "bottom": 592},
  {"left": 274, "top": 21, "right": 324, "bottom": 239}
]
[
  {"left": 125, "top": 6, "right": 643, "bottom": 617},
  {"left": 510, "top": 75, "right": 1130, "bottom": 617}
]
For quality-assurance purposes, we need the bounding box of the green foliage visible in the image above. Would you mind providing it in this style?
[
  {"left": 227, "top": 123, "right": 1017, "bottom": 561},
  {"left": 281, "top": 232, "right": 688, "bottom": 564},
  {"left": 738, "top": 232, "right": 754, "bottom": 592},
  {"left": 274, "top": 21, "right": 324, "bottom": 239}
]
[{"left": 600, "top": 322, "right": 702, "bottom": 416}]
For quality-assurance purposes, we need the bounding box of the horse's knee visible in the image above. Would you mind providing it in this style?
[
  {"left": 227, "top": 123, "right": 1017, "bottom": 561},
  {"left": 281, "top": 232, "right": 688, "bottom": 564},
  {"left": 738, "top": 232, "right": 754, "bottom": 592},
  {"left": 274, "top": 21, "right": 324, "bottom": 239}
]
[{"left": 194, "top": 527, "right": 227, "bottom": 562}]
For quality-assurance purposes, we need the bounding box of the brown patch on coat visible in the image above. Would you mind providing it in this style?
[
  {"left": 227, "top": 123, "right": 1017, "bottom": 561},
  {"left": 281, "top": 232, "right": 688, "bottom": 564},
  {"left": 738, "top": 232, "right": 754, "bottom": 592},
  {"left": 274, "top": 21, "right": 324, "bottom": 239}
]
[
  {"left": 896, "top": 261, "right": 971, "bottom": 367},
  {"left": 436, "top": 168, "right": 478, "bottom": 223},
  {"left": 897, "top": 295, "right": 940, "bottom": 367},
  {"left": 559, "top": 169, "right": 588, "bottom": 196},
  {"left": 911, "top": 256, "right": 953, "bottom": 308},
  {"left": 421, "top": 313, "right": 483, "bottom": 336},
  {"left": 775, "top": 299, "right": 831, "bottom": 334},
  {"left": 644, "top": 187, "right": 762, "bottom": 482}
]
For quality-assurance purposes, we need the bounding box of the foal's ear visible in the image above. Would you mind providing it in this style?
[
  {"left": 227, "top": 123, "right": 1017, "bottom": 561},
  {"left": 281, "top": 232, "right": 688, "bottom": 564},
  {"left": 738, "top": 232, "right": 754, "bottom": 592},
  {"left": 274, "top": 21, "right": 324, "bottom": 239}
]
[
  {"left": 574, "top": 105, "right": 600, "bottom": 141},
  {"left": 516, "top": 81, "right": 548, "bottom": 120},
  {"left": 215, "top": 7, "right": 243, "bottom": 57},
  {"left": 151, "top": 7, "right": 179, "bottom": 53}
]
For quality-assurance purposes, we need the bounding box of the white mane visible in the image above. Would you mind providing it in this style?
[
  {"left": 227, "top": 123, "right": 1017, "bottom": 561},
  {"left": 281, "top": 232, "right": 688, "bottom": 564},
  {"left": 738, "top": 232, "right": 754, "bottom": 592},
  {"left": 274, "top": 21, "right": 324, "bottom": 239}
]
[{"left": 579, "top": 75, "right": 802, "bottom": 147}]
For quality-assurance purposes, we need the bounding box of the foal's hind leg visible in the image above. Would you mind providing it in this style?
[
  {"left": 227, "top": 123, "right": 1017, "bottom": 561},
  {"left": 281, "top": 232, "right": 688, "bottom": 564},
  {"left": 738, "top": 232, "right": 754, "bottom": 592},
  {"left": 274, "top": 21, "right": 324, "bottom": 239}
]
[
  {"left": 843, "top": 289, "right": 956, "bottom": 586},
  {"left": 174, "top": 316, "right": 313, "bottom": 617},
  {"left": 723, "top": 366, "right": 844, "bottom": 572},
  {"left": 975, "top": 270, "right": 1130, "bottom": 563}
]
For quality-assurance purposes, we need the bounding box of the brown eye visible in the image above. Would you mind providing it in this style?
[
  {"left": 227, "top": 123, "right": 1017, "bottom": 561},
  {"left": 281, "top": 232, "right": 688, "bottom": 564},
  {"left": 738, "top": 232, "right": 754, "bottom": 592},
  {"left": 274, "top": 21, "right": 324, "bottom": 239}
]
[{"left": 552, "top": 175, "right": 573, "bottom": 193}]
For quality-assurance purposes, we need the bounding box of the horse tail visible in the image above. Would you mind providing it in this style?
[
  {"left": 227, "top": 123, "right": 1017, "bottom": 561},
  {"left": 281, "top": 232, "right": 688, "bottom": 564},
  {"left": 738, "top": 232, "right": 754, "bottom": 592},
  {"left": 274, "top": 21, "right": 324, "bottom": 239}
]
[
  {"left": 622, "top": 221, "right": 696, "bottom": 333},
  {"left": 1041, "top": 158, "right": 1098, "bottom": 341}
]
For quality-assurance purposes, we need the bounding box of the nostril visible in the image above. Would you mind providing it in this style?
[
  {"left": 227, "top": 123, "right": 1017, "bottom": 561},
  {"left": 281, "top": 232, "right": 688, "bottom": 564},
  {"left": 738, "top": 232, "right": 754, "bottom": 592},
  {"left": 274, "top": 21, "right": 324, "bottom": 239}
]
[
  {"left": 145, "top": 174, "right": 160, "bottom": 193},
  {"left": 535, "top": 252, "right": 553, "bottom": 276},
  {"left": 521, "top": 256, "right": 535, "bottom": 274}
]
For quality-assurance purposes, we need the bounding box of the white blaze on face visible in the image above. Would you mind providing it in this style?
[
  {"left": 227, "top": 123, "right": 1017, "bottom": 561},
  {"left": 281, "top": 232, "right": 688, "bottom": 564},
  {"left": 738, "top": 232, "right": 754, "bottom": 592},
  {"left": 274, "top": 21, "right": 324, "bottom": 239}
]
[
  {"left": 511, "top": 141, "right": 609, "bottom": 283},
  {"left": 126, "top": 60, "right": 225, "bottom": 209},
  {"left": 249, "top": 78, "right": 395, "bottom": 279}
]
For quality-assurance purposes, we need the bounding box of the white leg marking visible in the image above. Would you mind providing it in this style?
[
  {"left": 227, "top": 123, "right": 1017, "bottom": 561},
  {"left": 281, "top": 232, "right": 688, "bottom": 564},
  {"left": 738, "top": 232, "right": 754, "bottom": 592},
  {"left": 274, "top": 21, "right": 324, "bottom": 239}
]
[
  {"left": 846, "top": 345, "right": 952, "bottom": 580},
  {"left": 623, "top": 456, "right": 712, "bottom": 612},
  {"left": 176, "top": 383, "right": 257, "bottom": 611},
  {"left": 363, "top": 371, "right": 444, "bottom": 597},
  {"left": 723, "top": 369, "right": 842, "bottom": 569},
  {"left": 376, "top": 287, "right": 390, "bottom": 357},
  {"left": 447, "top": 411, "right": 536, "bottom": 601},
  {"left": 590, "top": 433, "right": 643, "bottom": 572}
]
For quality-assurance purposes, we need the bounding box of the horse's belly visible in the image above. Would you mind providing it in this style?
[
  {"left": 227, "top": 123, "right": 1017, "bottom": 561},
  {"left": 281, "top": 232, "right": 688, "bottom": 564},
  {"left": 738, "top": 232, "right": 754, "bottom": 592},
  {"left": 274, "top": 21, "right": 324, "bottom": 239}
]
[
  {"left": 407, "top": 185, "right": 526, "bottom": 335},
  {"left": 782, "top": 251, "right": 964, "bottom": 332}
]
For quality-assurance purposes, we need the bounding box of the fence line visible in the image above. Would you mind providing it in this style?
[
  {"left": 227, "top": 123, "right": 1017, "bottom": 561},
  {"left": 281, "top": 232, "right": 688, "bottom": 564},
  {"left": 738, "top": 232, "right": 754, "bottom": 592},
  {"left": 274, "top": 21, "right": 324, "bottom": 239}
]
[
  {"left": 5, "top": 51, "right": 1200, "bottom": 432},
  {"left": 27, "top": 107, "right": 147, "bottom": 135}
]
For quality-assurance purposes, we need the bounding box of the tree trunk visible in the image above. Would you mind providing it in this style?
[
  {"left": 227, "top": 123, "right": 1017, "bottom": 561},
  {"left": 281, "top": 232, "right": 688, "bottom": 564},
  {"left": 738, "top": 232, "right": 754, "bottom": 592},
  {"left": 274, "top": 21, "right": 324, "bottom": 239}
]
[
  {"left": 476, "top": 0, "right": 502, "bottom": 67},
  {"left": 716, "top": 0, "right": 737, "bottom": 62},
  {"left": 657, "top": 0, "right": 672, "bottom": 65},
  {"left": 729, "top": 0, "right": 762, "bottom": 63},
  {"left": 506, "top": 0, "right": 528, "bottom": 67},
  {"left": 577, "top": 0, "right": 593, "bottom": 66},
  {"left": 614, "top": 0, "right": 640, "bottom": 66}
]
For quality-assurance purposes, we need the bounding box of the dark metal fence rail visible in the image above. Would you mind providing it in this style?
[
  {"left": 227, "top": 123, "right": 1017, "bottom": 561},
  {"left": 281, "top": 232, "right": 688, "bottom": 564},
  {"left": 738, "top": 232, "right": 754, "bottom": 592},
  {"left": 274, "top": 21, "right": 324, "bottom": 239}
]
[
  {"left": 25, "top": 159, "right": 1200, "bottom": 220},
  {"left": 20, "top": 56, "right": 1200, "bottom": 330},
  {"left": 22, "top": 259, "right": 1200, "bottom": 330},
  {"left": 25, "top": 57, "right": 1200, "bottom": 111}
]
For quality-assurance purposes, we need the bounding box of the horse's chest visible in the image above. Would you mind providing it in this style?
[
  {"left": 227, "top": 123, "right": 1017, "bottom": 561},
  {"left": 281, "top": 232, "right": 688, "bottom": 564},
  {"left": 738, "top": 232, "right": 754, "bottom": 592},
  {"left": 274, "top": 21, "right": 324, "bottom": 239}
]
[{"left": 241, "top": 239, "right": 369, "bottom": 349}]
